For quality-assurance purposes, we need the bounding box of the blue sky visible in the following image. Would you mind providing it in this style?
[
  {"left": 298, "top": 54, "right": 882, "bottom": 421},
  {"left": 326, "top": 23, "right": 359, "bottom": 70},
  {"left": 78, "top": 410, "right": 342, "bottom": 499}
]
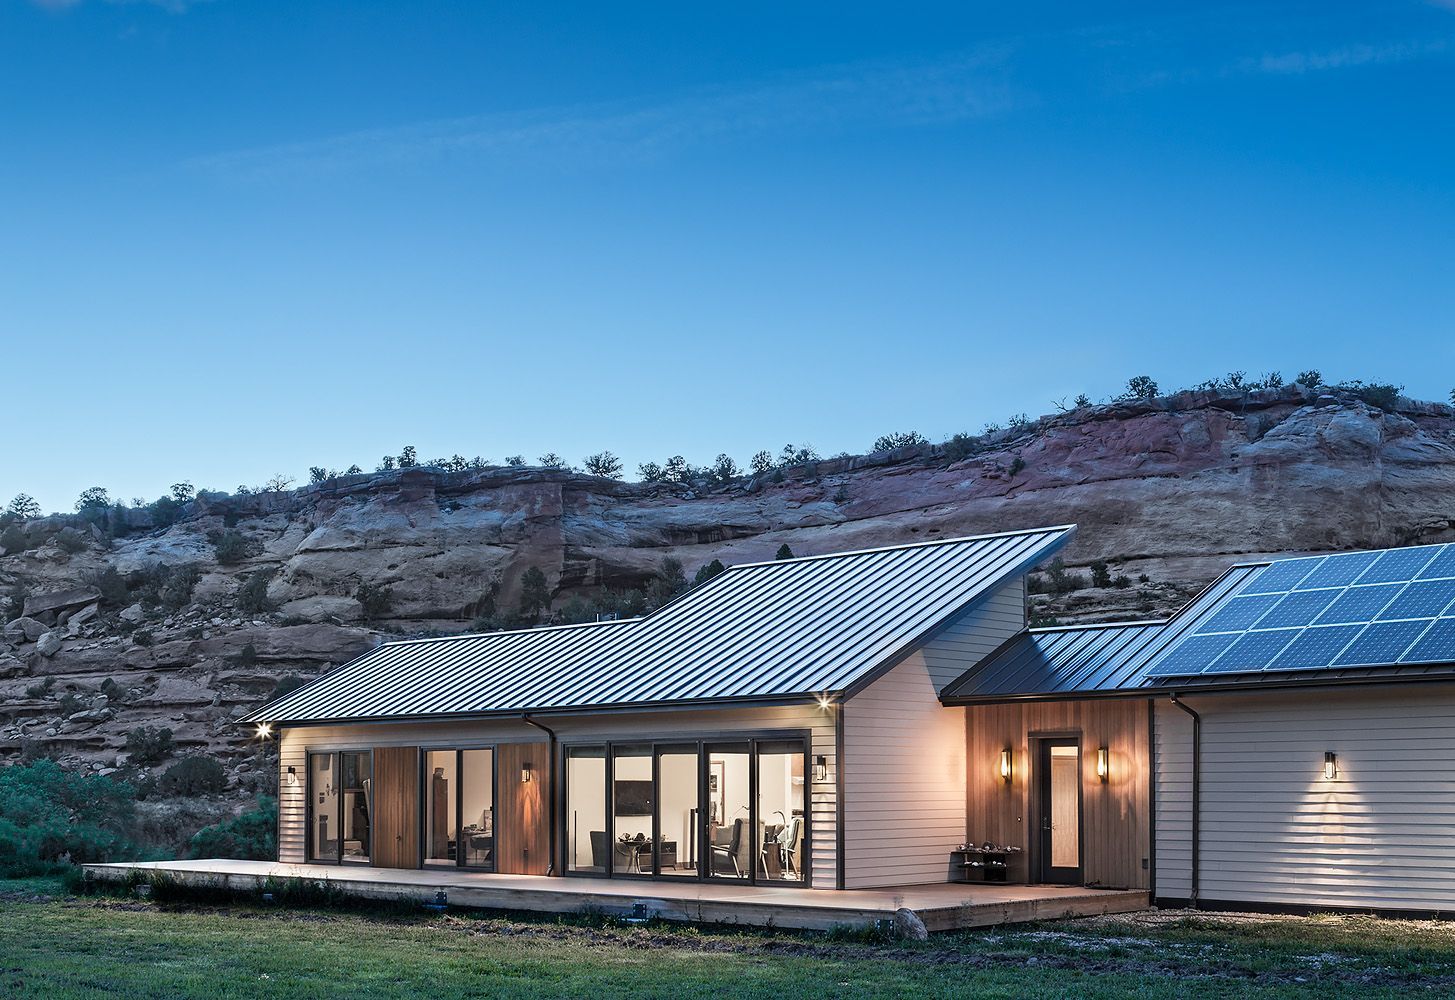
[{"left": 3, "top": 1, "right": 1453, "bottom": 514}]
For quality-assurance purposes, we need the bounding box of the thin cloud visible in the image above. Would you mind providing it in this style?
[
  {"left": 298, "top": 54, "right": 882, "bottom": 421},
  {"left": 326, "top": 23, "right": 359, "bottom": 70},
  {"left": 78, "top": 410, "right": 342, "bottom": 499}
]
[
  {"left": 1247, "top": 38, "right": 1448, "bottom": 75},
  {"left": 188, "top": 51, "right": 1022, "bottom": 182},
  {"left": 29, "top": 0, "right": 212, "bottom": 11}
]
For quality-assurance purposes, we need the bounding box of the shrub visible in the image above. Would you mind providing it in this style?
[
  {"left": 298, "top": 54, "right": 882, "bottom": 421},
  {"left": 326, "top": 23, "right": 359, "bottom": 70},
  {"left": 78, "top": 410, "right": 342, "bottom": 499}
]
[
  {"left": 504, "top": 455, "right": 525, "bottom": 467},
  {"left": 941, "top": 433, "right": 977, "bottom": 462},
  {"left": 637, "top": 461, "right": 664, "bottom": 483},
  {"left": 1297, "top": 369, "right": 1324, "bottom": 389},
  {"left": 1138, "top": 573, "right": 1151, "bottom": 584},
  {"left": 87, "top": 566, "right": 130, "bottom": 608},
  {"left": 516, "top": 567, "right": 550, "bottom": 622},
  {"left": 0, "top": 760, "right": 139, "bottom": 875},
  {"left": 157, "top": 757, "right": 228, "bottom": 796},
  {"left": 1042, "top": 557, "right": 1081, "bottom": 594},
  {"left": 1262, "top": 371, "right": 1284, "bottom": 389},
  {"left": 1089, "top": 561, "right": 1112, "bottom": 588},
  {"left": 159, "top": 565, "right": 201, "bottom": 610},
  {"left": 147, "top": 495, "right": 184, "bottom": 529},
  {"left": 872, "top": 431, "right": 927, "bottom": 452},
  {"left": 356, "top": 581, "right": 394, "bottom": 621},
  {"left": 749, "top": 450, "right": 775, "bottom": 475},
  {"left": 55, "top": 526, "right": 88, "bottom": 554},
  {"left": 1008, "top": 456, "right": 1026, "bottom": 477},
  {"left": 1118, "top": 376, "right": 1159, "bottom": 401},
  {"left": 1006, "top": 413, "right": 1032, "bottom": 432},
  {"left": 126, "top": 726, "right": 175, "bottom": 766},
  {"left": 778, "top": 444, "right": 819, "bottom": 467},
  {"left": 775, "top": 544, "right": 794, "bottom": 561},
  {"left": 646, "top": 558, "right": 688, "bottom": 610},
  {"left": 831, "top": 483, "right": 850, "bottom": 503},
  {"left": 1073, "top": 393, "right": 1092, "bottom": 407},
  {"left": 583, "top": 452, "right": 624, "bottom": 479},
  {"left": 708, "top": 453, "right": 740, "bottom": 484},
  {"left": 662, "top": 456, "right": 693, "bottom": 483},
  {"left": 236, "top": 569, "right": 276, "bottom": 614},
  {"left": 25, "top": 677, "right": 55, "bottom": 699},
  {"left": 186, "top": 795, "right": 278, "bottom": 861},
  {"left": 6, "top": 494, "right": 41, "bottom": 519},
  {"left": 1112, "top": 574, "right": 1133, "bottom": 589},
  {"left": 58, "top": 692, "right": 83, "bottom": 717},
  {"left": 694, "top": 559, "right": 727, "bottom": 586},
  {"left": 537, "top": 453, "right": 569, "bottom": 470},
  {"left": 0, "top": 524, "right": 25, "bottom": 553},
  {"left": 75, "top": 487, "right": 111, "bottom": 512},
  {"left": 210, "top": 529, "right": 262, "bottom": 564},
  {"left": 1339, "top": 380, "right": 1403, "bottom": 413},
  {"left": 133, "top": 628, "right": 155, "bottom": 647}
]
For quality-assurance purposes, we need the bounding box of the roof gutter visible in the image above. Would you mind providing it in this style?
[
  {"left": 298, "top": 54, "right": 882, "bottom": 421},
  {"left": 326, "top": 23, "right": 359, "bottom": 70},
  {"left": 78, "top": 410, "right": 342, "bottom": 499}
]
[
  {"left": 521, "top": 714, "right": 559, "bottom": 876},
  {"left": 1169, "top": 693, "right": 1201, "bottom": 908}
]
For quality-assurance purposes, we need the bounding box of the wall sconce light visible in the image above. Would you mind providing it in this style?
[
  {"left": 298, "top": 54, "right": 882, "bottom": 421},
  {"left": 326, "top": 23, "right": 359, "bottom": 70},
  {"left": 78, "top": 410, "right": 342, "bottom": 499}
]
[
  {"left": 814, "top": 755, "right": 828, "bottom": 782},
  {"left": 1324, "top": 751, "right": 1338, "bottom": 781},
  {"left": 254, "top": 722, "right": 273, "bottom": 740},
  {"left": 1097, "top": 747, "right": 1109, "bottom": 783},
  {"left": 286, "top": 766, "right": 298, "bottom": 787},
  {"left": 521, "top": 762, "right": 532, "bottom": 783},
  {"left": 999, "top": 748, "right": 1012, "bottom": 784}
]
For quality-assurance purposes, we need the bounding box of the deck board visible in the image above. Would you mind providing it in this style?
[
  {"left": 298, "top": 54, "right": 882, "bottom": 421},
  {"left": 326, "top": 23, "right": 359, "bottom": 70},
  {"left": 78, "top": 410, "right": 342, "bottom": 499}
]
[{"left": 81, "top": 859, "right": 1147, "bottom": 932}]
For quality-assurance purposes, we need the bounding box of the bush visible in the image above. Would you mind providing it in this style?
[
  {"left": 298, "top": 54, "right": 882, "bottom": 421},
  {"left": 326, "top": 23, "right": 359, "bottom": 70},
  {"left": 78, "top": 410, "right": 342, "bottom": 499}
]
[
  {"left": 1338, "top": 380, "right": 1403, "bottom": 413},
  {"left": 582, "top": 452, "right": 623, "bottom": 479},
  {"left": 186, "top": 795, "right": 277, "bottom": 861},
  {"left": 941, "top": 433, "right": 977, "bottom": 462},
  {"left": 1297, "top": 369, "right": 1324, "bottom": 389},
  {"left": 775, "top": 544, "right": 794, "bottom": 560},
  {"left": 55, "top": 527, "right": 88, "bottom": 554},
  {"left": 160, "top": 565, "right": 201, "bottom": 610},
  {"left": 749, "top": 450, "right": 775, "bottom": 475},
  {"left": 58, "top": 692, "right": 83, "bottom": 717},
  {"left": 1118, "top": 376, "right": 1159, "bottom": 401},
  {"left": 0, "top": 760, "right": 138, "bottom": 875},
  {"left": 133, "top": 628, "right": 155, "bottom": 647},
  {"left": 88, "top": 566, "right": 130, "bottom": 608},
  {"left": 872, "top": 431, "right": 927, "bottom": 452},
  {"left": 694, "top": 559, "right": 727, "bottom": 586},
  {"left": 125, "top": 726, "right": 175, "bottom": 766},
  {"left": 515, "top": 567, "right": 550, "bottom": 622},
  {"left": 25, "top": 677, "right": 55, "bottom": 699},
  {"left": 1089, "top": 561, "right": 1112, "bottom": 588},
  {"left": 1113, "top": 574, "right": 1133, "bottom": 589},
  {"left": 1008, "top": 456, "right": 1026, "bottom": 477},
  {"left": 156, "top": 757, "right": 228, "bottom": 796},
  {"left": 237, "top": 569, "right": 276, "bottom": 614},
  {"left": 210, "top": 529, "right": 262, "bottom": 564},
  {"left": 356, "top": 581, "right": 394, "bottom": 621},
  {"left": 0, "top": 524, "right": 25, "bottom": 552}
]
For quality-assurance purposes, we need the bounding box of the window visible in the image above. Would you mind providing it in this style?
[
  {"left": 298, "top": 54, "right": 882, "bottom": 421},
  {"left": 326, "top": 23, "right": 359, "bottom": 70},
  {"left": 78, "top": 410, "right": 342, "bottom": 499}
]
[
  {"left": 706, "top": 744, "right": 751, "bottom": 880},
  {"left": 566, "top": 746, "right": 607, "bottom": 873},
  {"left": 308, "top": 750, "right": 372, "bottom": 864},
  {"left": 424, "top": 748, "right": 495, "bottom": 869},
  {"left": 655, "top": 746, "right": 698, "bottom": 878},
  {"left": 755, "top": 741, "right": 806, "bottom": 882}
]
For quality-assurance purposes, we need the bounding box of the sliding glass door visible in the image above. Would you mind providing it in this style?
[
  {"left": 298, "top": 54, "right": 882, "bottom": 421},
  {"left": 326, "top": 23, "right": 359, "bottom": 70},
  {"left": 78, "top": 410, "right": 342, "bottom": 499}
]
[
  {"left": 564, "top": 737, "right": 806, "bottom": 885},
  {"left": 422, "top": 747, "right": 495, "bottom": 870},
  {"left": 307, "top": 750, "right": 372, "bottom": 864}
]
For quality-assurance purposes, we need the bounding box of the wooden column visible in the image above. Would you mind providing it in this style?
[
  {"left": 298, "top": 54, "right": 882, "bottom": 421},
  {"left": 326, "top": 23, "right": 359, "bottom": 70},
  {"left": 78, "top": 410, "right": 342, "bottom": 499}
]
[
  {"left": 371, "top": 746, "right": 420, "bottom": 869},
  {"left": 496, "top": 741, "right": 551, "bottom": 875}
]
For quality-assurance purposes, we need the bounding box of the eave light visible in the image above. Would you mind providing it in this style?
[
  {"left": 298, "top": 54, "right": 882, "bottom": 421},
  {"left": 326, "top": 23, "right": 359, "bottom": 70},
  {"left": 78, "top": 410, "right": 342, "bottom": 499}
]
[
  {"left": 1097, "top": 747, "right": 1109, "bottom": 783},
  {"left": 1324, "top": 751, "right": 1338, "bottom": 781},
  {"left": 254, "top": 722, "right": 273, "bottom": 740},
  {"left": 999, "top": 748, "right": 1012, "bottom": 784}
]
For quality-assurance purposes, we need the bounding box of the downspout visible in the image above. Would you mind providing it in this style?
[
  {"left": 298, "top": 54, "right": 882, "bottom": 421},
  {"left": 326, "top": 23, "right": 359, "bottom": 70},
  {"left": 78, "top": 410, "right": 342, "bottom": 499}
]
[
  {"left": 1169, "top": 694, "right": 1201, "bottom": 908},
  {"left": 522, "top": 714, "right": 559, "bottom": 876}
]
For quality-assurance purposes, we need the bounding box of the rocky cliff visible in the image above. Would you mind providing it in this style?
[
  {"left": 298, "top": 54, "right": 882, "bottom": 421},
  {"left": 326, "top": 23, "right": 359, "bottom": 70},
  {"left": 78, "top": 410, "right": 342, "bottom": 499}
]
[{"left": 3, "top": 384, "right": 1453, "bottom": 798}]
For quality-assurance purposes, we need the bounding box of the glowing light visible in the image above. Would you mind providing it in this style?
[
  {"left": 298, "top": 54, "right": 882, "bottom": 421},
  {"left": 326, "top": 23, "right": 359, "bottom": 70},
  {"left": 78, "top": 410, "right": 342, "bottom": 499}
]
[
  {"left": 1097, "top": 747, "right": 1109, "bottom": 783},
  {"left": 999, "top": 748, "right": 1012, "bottom": 784},
  {"left": 521, "top": 762, "right": 532, "bottom": 783},
  {"left": 815, "top": 694, "right": 834, "bottom": 712},
  {"left": 813, "top": 754, "right": 828, "bottom": 782},
  {"left": 254, "top": 722, "right": 273, "bottom": 740},
  {"left": 1324, "top": 751, "right": 1338, "bottom": 780},
  {"left": 286, "top": 765, "right": 298, "bottom": 787}
]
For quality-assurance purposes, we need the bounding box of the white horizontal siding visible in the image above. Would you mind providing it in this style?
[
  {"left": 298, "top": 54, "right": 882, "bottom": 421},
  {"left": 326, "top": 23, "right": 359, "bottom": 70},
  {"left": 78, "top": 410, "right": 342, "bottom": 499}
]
[
  {"left": 1154, "top": 685, "right": 1455, "bottom": 912},
  {"left": 843, "top": 578, "right": 1025, "bottom": 889}
]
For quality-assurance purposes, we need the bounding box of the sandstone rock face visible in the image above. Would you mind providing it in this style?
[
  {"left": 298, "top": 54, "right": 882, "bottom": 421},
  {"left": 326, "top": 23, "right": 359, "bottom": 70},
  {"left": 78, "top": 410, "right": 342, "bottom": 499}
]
[{"left": 0, "top": 387, "right": 1452, "bottom": 810}]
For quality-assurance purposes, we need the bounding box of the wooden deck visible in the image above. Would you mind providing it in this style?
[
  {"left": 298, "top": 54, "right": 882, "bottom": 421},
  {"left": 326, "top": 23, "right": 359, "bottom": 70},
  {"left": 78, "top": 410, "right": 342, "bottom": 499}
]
[{"left": 81, "top": 859, "right": 1148, "bottom": 933}]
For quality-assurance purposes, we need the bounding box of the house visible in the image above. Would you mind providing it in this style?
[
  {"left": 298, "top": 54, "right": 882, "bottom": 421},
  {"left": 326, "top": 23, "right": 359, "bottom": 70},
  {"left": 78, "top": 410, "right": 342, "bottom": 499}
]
[{"left": 239, "top": 527, "right": 1455, "bottom": 918}]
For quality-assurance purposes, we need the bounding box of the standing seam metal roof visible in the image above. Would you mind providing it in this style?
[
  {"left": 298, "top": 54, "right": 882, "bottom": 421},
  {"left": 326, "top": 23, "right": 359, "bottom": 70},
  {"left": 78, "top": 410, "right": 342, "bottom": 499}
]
[{"left": 245, "top": 524, "right": 1074, "bottom": 724}]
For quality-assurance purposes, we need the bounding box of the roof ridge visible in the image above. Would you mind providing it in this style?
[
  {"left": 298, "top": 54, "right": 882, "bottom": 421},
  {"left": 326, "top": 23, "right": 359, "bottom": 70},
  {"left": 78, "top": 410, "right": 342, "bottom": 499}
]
[
  {"left": 725, "top": 524, "right": 1076, "bottom": 571},
  {"left": 378, "top": 615, "right": 639, "bottom": 649}
]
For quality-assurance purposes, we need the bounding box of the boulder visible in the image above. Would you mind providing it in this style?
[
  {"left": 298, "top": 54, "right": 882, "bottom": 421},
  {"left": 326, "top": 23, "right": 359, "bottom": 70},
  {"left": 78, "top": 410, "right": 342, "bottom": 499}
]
[
  {"left": 35, "top": 631, "right": 63, "bottom": 657},
  {"left": 4, "top": 618, "right": 46, "bottom": 644},
  {"left": 119, "top": 604, "right": 144, "bottom": 624},
  {"left": 66, "top": 603, "right": 99, "bottom": 635},
  {"left": 277, "top": 595, "right": 364, "bottom": 623},
  {"left": 893, "top": 907, "right": 929, "bottom": 941},
  {"left": 22, "top": 587, "right": 102, "bottom": 620}
]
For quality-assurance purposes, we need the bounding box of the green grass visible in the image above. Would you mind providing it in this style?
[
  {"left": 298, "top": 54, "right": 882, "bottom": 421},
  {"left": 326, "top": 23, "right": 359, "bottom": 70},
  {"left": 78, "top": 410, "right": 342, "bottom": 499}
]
[{"left": 3, "top": 876, "right": 1454, "bottom": 998}]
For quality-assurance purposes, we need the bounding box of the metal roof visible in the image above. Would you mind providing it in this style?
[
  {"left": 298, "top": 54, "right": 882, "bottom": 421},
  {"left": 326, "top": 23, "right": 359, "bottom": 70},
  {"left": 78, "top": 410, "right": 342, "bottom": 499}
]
[
  {"left": 942, "top": 566, "right": 1259, "bottom": 702},
  {"left": 245, "top": 524, "right": 1074, "bottom": 724}
]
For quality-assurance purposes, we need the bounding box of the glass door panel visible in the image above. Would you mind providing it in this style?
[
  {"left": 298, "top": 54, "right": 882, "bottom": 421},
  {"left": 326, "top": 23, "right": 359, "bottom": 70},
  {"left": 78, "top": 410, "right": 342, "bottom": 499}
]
[
  {"left": 566, "top": 746, "right": 607, "bottom": 874},
  {"left": 706, "top": 744, "right": 751, "bottom": 880},
  {"left": 424, "top": 750, "right": 457, "bottom": 865},
  {"left": 308, "top": 752, "right": 338, "bottom": 862},
  {"left": 654, "top": 746, "right": 698, "bottom": 878},
  {"left": 460, "top": 749, "right": 494, "bottom": 869},
  {"left": 340, "top": 751, "right": 372, "bottom": 863},
  {"left": 611, "top": 745, "right": 653, "bottom": 875},
  {"left": 755, "top": 741, "right": 806, "bottom": 883},
  {"left": 1038, "top": 740, "right": 1082, "bottom": 884}
]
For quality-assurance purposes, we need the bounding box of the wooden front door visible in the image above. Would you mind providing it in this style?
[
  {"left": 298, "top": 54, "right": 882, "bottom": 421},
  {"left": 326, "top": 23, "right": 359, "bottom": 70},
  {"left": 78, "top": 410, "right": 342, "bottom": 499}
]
[
  {"left": 1036, "top": 738, "right": 1083, "bottom": 885},
  {"left": 371, "top": 746, "right": 420, "bottom": 869}
]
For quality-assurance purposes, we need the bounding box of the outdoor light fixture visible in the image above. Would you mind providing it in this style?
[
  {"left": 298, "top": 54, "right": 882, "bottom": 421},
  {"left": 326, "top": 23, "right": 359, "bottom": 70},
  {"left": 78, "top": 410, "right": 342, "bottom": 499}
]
[
  {"left": 814, "top": 755, "right": 828, "bottom": 782},
  {"left": 286, "top": 766, "right": 298, "bottom": 787},
  {"left": 1324, "top": 751, "right": 1338, "bottom": 780},
  {"left": 999, "top": 748, "right": 1012, "bottom": 784},
  {"left": 1097, "top": 747, "right": 1109, "bottom": 783},
  {"left": 521, "top": 762, "right": 532, "bottom": 783},
  {"left": 254, "top": 722, "right": 273, "bottom": 740},
  {"left": 815, "top": 693, "right": 834, "bottom": 712}
]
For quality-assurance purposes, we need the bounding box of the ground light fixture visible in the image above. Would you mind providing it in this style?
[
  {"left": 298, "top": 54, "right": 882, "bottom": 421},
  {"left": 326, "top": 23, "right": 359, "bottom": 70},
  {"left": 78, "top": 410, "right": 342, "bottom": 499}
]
[
  {"left": 1000, "top": 747, "right": 1012, "bottom": 784},
  {"left": 1324, "top": 751, "right": 1338, "bottom": 780},
  {"left": 1097, "top": 747, "right": 1109, "bottom": 783},
  {"left": 814, "top": 755, "right": 828, "bottom": 782}
]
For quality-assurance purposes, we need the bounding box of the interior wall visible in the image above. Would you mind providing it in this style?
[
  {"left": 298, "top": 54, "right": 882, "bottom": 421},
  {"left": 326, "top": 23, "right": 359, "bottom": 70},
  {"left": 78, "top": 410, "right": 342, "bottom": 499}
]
[{"left": 965, "top": 698, "right": 1151, "bottom": 890}]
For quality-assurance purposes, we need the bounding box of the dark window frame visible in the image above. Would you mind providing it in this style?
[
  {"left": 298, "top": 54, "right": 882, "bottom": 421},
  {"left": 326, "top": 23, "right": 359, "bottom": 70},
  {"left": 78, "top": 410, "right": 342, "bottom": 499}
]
[
  {"left": 305, "top": 748, "right": 374, "bottom": 866},
  {"left": 419, "top": 746, "right": 499, "bottom": 872}
]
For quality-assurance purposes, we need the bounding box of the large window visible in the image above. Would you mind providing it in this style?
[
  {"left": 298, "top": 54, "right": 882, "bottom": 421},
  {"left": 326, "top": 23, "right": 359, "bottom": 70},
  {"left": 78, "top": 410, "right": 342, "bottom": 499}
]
[
  {"left": 424, "top": 748, "right": 495, "bottom": 869},
  {"left": 307, "top": 750, "right": 372, "bottom": 864},
  {"left": 564, "top": 737, "right": 806, "bottom": 885}
]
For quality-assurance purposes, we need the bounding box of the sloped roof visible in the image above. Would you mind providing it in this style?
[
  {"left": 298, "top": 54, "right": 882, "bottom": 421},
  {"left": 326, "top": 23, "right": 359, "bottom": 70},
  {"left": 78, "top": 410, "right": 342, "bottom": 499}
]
[
  {"left": 942, "top": 566, "right": 1258, "bottom": 702},
  {"left": 245, "top": 525, "right": 1074, "bottom": 724}
]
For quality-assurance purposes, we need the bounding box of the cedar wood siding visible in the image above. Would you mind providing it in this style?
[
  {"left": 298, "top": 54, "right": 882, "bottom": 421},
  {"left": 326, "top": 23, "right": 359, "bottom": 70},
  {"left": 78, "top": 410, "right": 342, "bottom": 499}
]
[
  {"left": 1154, "top": 684, "right": 1455, "bottom": 911},
  {"left": 841, "top": 577, "right": 1026, "bottom": 889},
  {"left": 278, "top": 704, "right": 838, "bottom": 887}
]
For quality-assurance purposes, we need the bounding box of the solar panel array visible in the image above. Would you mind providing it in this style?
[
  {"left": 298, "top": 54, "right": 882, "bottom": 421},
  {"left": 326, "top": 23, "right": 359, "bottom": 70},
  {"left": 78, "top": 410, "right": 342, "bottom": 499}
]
[{"left": 1148, "top": 544, "right": 1455, "bottom": 678}]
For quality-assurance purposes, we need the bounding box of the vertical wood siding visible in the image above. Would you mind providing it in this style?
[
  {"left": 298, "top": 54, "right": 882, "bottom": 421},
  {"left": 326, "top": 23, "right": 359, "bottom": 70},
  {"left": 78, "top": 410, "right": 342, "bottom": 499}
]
[
  {"left": 495, "top": 742, "right": 551, "bottom": 875},
  {"left": 1153, "top": 686, "right": 1455, "bottom": 911},
  {"left": 840, "top": 579, "right": 1027, "bottom": 888},
  {"left": 370, "top": 746, "right": 420, "bottom": 869},
  {"left": 966, "top": 699, "right": 1151, "bottom": 890}
]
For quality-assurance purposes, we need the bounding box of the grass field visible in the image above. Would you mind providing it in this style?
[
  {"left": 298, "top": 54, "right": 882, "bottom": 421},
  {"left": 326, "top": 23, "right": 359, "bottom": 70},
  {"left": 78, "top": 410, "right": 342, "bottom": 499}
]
[{"left": 3, "top": 877, "right": 1454, "bottom": 998}]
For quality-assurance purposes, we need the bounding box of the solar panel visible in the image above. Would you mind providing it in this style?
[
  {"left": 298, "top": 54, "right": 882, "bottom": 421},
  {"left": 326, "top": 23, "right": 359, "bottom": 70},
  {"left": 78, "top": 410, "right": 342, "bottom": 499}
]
[
  {"left": 1206, "top": 628, "right": 1299, "bottom": 673},
  {"left": 1254, "top": 589, "right": 1340, "bottom": 629},
  {"left": 1297, "top": 551, "right": 1381, "bottom": 589},
  {"left": 1241, "top": 557, "right": 1323, "bottom": 595},
  {"left": 1314, "top": 583, "right": 1404, "bottom": 625},
  {"left": 1267, "top": 624, "right": 1364, "bottom": 671},
  {"left": 1333, "top": 619, "right": 1433, "bottom": 667},
  {"left": 1355, "top": 546, "right": 1443, "bottom": 585},
  {"left": 1402, "top": 618, "right": 1455, "bottom": 664},
  {"left": 1194, "top": 593, "right": 1283, "bottom": 634},
  {"left": 1145, "top": 633, "right": 1240, "bottom": 676},
  {"left": 1417, "top": 546, "right": 1455, "bottom": 581},
  {"left": 1376, "top": 579, "right": 1455, "bottom": 621}
]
